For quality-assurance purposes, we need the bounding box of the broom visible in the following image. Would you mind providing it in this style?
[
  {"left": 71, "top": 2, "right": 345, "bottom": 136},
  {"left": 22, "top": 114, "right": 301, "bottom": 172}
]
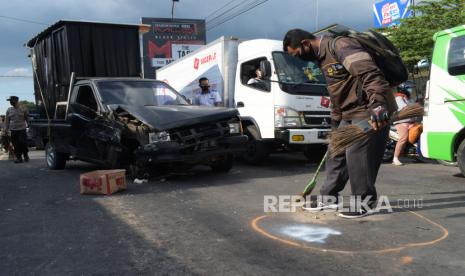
[
  {"left": 329, "top": 103, "right": 424, "bottom": 157},
  {"left": 296, "top": 150, "right": 329, "bottom": 202}
]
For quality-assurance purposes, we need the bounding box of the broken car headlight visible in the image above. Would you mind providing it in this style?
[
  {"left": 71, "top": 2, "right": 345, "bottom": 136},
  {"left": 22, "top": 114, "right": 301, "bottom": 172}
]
[
  {"left": 229, "top": 122, "right": 242, "bottom": 134},
  {"left": 149, "top": 131, "right": 171, "bottom": 143}
]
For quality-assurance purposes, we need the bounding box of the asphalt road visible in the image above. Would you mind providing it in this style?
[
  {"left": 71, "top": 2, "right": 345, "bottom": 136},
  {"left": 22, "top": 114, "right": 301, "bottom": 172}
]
[{"left": 1, "top": 150, "right": 465, "bottom": 275}]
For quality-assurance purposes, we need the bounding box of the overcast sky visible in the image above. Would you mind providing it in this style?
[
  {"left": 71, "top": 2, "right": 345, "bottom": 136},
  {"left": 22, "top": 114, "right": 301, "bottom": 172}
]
[{"left": 0, "top": 0, "right": 377, "bottom": 114}]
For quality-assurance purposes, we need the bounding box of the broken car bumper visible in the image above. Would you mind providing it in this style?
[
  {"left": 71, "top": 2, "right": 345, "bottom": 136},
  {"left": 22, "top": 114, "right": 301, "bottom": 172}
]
[{"left": 136, "top": 135, "right": 248, "bottom": 163}]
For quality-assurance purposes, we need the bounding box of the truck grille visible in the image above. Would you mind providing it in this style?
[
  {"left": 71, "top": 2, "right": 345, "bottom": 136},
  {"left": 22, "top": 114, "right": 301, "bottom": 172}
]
[
  {"left": 169, "top": 120, "right": 230, "bottom": 152},
  {"left": 302, "top": 111, "right": 331, "bottom": 128}
]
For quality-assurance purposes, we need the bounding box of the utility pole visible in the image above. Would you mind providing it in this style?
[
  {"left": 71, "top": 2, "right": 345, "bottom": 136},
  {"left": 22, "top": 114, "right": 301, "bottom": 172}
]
[
  {"left": 411, "top": 0, "right": 415, "bottom": 17},
  {"left": 171, "top": 0, "right": 179, "bottom": 20},
  {"left": 315, "top": 0, "right": 319, "bottom": 31}
]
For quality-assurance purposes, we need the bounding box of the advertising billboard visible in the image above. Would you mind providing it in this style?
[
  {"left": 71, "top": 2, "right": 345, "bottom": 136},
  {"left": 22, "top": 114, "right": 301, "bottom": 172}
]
[
  {"left": 141, "top": 17, "right": 206, "bottom": 78},
  {"left": 373, "top": 0, "right": 413, "bottom": 28}
]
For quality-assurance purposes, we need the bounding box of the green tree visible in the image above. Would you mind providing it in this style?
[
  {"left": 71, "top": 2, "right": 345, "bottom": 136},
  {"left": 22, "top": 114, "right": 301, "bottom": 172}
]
[
  {"left": 384, "top": 0, "right": 465, "bottom": 67},
  {"left": 19, "top": 100, "right": 36, "bottom": 110}
]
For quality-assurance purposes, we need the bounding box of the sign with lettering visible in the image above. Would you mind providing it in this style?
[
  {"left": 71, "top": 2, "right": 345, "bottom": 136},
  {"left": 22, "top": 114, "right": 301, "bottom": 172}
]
[{"left": 142, "top": 18, "right": 206, "bottom": 78}]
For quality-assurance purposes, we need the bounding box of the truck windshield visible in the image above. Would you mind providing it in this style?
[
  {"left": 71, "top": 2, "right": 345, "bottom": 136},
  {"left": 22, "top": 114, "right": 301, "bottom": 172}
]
[
  {"left": 97, "top": 81, "right": 189, "bottom": 106},
  {"left": 272, "top": 51, "right": 327, "bottom": 96}
]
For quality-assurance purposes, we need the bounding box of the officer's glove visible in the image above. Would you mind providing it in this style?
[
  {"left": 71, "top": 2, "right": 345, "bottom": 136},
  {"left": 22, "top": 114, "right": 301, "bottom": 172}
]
[{"left": 369, "top": 104, "right": 389, "bottom": 131}]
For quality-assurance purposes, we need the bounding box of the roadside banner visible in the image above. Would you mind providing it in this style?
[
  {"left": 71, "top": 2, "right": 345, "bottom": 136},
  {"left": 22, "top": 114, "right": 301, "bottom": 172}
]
[
  {"left": 141, "top": 18, "right": 206, "bottom": 78},
  {"left": 373, "top": 0, "right": 413, "bottom": 28}
]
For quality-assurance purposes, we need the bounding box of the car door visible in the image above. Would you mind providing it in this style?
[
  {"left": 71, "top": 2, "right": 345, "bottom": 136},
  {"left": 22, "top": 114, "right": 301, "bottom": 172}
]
[{"left": 68, "top": 84, "right": 105, "bottom": 161}]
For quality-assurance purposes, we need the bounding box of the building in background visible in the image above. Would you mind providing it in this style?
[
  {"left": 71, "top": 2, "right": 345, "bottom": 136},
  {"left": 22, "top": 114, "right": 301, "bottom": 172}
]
[
  {"left": 141, "top": 17, "right": 206, "bottom": 78},
  {"left": 373, "top": 0, "right": 413, "bottom": 28}
]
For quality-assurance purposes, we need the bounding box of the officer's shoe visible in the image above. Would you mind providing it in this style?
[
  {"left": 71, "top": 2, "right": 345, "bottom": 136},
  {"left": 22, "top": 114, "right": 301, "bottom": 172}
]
[
  {"left": 338, "top": 207, "right": 375, "bottom": 219},
  {"left": 14, "top": 158, "right": 23, "bottom": 164},
  {"left": 23, "top": 153, "right": 29, "bottom": 162},
  {"left": 302, "top": 201, "right": 338, "bottom": 212}
]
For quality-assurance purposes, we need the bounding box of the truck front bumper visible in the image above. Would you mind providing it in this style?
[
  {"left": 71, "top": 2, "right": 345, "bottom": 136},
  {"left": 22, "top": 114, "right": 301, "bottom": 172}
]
[
  {"left": 136, "top": 135, "right": 248, "bottom": 164},
  {"left": 275, "top": 129, "right": 329, "bottom": 144}
]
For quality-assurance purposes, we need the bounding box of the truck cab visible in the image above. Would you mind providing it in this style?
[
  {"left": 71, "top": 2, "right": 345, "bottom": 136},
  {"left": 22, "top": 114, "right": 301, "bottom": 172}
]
[
  {"left": 156, "top": 37, "right": 330, "bottom": 164},
  {"left": 234, "top": 39, "right": 330, "bottom": 163},
  {"left": 420, "top": 25, "right": 465, "bottom": 174}
]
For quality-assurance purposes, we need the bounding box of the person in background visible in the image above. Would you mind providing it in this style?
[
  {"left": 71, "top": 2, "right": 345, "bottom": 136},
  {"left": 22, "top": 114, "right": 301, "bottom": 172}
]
[
  {"left": 392, "top": 83, "right": 415, "bottom": 166},
  {"left": 0, "top": 115, "right": 7, "bottom": 152},
  {"left": 5, "top": 96, "right": 29, "bottom": 163},
  {"left": 247, "top": 68, "right": 264, "bottom": 85},
  {"left": 193, "top": 77, "right": 223, "bottom": 107}
]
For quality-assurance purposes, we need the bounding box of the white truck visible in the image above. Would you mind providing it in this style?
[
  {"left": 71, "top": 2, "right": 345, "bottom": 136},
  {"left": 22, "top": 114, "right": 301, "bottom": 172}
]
[{"left": 156, "top": 36, "right": 331, "bottom": 164}]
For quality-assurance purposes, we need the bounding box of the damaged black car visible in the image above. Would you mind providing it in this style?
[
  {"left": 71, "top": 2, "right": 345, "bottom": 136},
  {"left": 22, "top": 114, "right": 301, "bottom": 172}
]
[
  {"left": 27, "top": 21, "right": 247, "bottom": 178},
  {"left": 34, "top": 78, "right": 247, "bottom": 177}
]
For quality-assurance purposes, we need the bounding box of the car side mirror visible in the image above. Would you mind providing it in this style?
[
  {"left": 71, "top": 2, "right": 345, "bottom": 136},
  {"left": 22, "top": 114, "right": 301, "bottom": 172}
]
[{"left": 260, "top": 60, "right": 272, "bottom": 79}]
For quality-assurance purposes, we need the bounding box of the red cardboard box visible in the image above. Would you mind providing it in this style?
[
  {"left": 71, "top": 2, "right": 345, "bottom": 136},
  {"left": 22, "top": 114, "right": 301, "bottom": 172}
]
[{"left": 80, "top": 169, "right": 127, "bottom": 195}]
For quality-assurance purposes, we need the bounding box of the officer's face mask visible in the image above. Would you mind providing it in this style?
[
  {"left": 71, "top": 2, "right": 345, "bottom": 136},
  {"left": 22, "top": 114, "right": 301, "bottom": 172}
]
[
  {"left": 297, "top": 44, "right": 317, "bottom": 62},
  {"left": 200, "top": 85, "right": 210, "bottom": 92},
  {"left": 10, "top": 100, "right": 17, "bottom": 107}
]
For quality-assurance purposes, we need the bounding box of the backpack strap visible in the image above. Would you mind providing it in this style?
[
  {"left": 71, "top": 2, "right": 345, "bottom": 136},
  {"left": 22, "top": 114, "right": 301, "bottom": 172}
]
[{"left": 328, "top": 36, "right": 366, "bottom": 106}]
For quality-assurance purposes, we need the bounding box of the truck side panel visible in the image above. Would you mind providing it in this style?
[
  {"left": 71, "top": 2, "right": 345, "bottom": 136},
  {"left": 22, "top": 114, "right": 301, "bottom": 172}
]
[
  {"left": 156, "top": 36, "right": 239, "bottom": 107},
  {"left": 30, "top": 119, "right": 72, "bottom": 154},
  {"left": 29, "top": 21, "right": 141, "bottom": 119}
]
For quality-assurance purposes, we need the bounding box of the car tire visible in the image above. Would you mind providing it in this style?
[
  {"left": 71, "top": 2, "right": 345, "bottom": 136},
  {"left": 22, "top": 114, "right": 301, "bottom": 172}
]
[
  {"left": 45, "top": 143, "right": 67, "bottom": 170},
  {"left": 210, "top": 155, "right": 234, "bottom": 173},
  {"left": 241, "top": 126, "right": 269, "bottom": 165},
  {"left": 457, "top": 139, "right": 465, "bottom": 176}
]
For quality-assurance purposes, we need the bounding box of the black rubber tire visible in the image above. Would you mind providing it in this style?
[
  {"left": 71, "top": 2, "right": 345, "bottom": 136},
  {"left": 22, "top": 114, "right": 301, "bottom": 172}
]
[
  {"left": 210, "top": 155, "right": 234, "bottom": 173},
  {"left": 45, "top": 143, "right": 67, "bottom": 170},
  {"left": 457, "top": 139, "right": 465, "bottom": 176},
  {"left": 241, "top": 126, "right": 269, "bottom": 165}
]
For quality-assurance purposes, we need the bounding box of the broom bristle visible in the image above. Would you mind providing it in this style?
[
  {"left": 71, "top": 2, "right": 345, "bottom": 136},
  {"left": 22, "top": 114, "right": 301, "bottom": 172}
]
[
  {"left": 329, "top": 104, "right": 424, "bottom": 156},
  {"left": 329, "top": 125, "right": 367, "bottom": 157},
  {"left": 395, "top": 103, "right": 424, "bottom": 121}
]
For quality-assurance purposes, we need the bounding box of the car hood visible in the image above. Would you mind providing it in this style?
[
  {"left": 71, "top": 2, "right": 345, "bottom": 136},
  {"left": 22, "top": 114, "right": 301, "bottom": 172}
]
[{"left": 109, "top": 105, "right": 238, "bottom": 130}]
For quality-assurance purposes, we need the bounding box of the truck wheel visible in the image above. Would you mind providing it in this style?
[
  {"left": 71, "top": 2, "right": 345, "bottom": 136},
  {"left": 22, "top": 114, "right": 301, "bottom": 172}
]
[
  {"left": 457, "top": 140, "right": 465, "bottom": 176},
  {"left": 303, "top": 145, "right": 327, "bottom": 163},
  {"left": 45, "top": 143, "right": 67, "bottom": 170},
  {"left": 242, "top": 126, "right": 269, "bottom": 165},
  {"left": 210, "top": 155, "right": 234, "bottom": 173}
]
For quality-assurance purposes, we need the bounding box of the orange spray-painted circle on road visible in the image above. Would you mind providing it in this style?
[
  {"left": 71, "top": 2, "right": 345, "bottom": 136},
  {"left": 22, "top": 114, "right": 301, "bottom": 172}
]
[{"left": 251, "top": 210, "right": 448, "bottom": 255}]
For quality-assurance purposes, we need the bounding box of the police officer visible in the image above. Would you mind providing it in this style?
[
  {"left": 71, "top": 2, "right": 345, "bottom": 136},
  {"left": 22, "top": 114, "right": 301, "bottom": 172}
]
[
  {"left": 283, "top": 29, "right": 395, "bottom": 218},
  {"left": 5, "top": 96, "right": 29, "bottom": 163},
  {"left": 193, "top": 77, "right": 223, "bottom": 107}
]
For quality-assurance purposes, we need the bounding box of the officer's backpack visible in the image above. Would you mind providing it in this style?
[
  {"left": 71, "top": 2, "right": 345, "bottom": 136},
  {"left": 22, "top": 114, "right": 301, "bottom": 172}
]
[{"left": 328, "top": 29, "right": 408, "bottom": 87}]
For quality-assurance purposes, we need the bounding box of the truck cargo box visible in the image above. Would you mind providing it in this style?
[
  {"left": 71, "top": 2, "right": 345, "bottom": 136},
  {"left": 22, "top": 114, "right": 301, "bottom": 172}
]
[{"left": 26, "top": 20, "right": 145, "bottom": 118}]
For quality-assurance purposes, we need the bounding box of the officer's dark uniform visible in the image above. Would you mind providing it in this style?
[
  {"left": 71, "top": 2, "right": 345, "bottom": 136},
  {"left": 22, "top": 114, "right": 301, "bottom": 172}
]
[{"left": 316, "top": 36, "right": 397, "bottom": 205}]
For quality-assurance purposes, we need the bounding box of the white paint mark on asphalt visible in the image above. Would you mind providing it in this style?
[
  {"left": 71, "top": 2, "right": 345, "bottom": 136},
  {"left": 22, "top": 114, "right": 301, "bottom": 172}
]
[{"left": 280, "top": 225, "right": 342, "bottom": 244}]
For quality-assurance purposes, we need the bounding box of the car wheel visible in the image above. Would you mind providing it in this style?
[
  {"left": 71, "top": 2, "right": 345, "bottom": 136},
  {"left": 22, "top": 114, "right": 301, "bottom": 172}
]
[
  {"left": 457, "top": 139, "right": 465, "bottom": 176},
  {"left": 241, "top": 126, "right": 269, "bottom": 165},
  {"left": 45, "top": 143, "right": 67, "bottom": 170},
  {"left": 210, "top": 155, "right": 234, "bottom": 173}
]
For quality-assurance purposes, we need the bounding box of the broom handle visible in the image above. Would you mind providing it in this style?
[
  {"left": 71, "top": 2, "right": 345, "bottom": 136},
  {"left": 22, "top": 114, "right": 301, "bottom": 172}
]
[{"left": 301, "top": 150, "right": 329, "bottom": 197}]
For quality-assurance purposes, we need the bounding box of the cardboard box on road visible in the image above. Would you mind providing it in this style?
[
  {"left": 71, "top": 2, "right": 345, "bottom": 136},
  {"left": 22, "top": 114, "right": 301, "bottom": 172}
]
[{"left": 80, "top": 169, "right": 126, "bottom": 195}]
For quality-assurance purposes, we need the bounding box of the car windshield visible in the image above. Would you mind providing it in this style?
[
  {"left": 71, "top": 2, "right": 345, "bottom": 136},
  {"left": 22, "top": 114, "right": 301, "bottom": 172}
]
[
  {"left": 272, "top": 51, "right": 327, "bottom": 95},
  {"left": 97, "top": 81, "right": 189, "bottom": 106}
]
